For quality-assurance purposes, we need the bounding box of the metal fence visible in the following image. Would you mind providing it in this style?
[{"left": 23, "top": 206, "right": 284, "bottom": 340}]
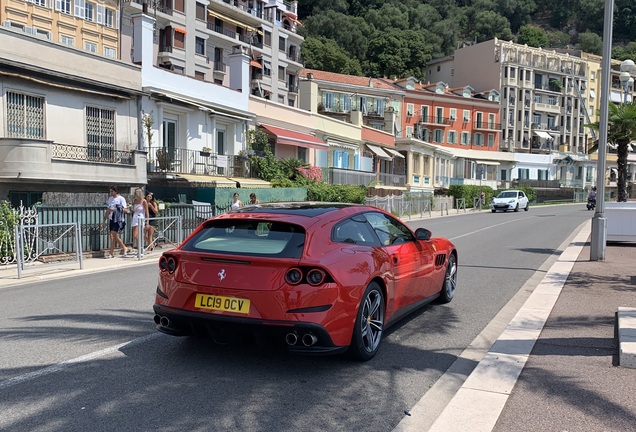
[{"left": 365, "top": 193, "right": 434, "bottom": 219}]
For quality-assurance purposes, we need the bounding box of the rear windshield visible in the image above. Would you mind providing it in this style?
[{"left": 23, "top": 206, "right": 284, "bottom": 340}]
[{"left": 181, "top": 219, "right": 306, "bottom": 259}]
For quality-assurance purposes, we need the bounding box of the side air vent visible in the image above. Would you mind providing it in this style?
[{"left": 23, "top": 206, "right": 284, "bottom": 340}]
[{"left": 435, "top": 254, "right": 446, "bottom": 267}]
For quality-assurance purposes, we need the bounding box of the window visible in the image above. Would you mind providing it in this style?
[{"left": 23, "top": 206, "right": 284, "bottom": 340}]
[
  {"left": 6, "top": 91, "right": 45, "bottom": 139},
  {"left": 182, "top": 220, "right": 306, "bottom": 259},
  {"left": 278, "top": 36, "right": 286, "bottom": 52},
  {"left": 447, "top": 130, "right": 457, "bottom": 144},
  {"left": 104, "top": 46, "right": 116, "bottom": 58},
  {"left": 86, "top": 106, "right": 115, "bottom": 160},
  {"left": 449, "top": 108, "right": 456, "bottom": 121},
  {"left": 195, "top": 71, "right": 205, "bottom": 81},
  {"left": 84, "top": 41, "right": 97, "bottom": 53},
  {"left": 488, "top": 113, "right": 496, "bottom": 129},
  {"left": 463, "top": 110, "right": 470, "bottom": 123},
  {"left": 405, "top": 126, "right": 413, "bottom": 138},
  {"left": 195, "top": 37, "right": 205, "bottom": 55},
  {"left": 488, "top": 134, "right": 495, "bottom": 147},
  {"left": 278, "top": 66, "right": 285, "bottom": 82},
  {"left": 406, "top": 103, "right": 414, "bottom": 117},
  {"left": 262, "top": 59, "right": 271, "bottom": 76},
  {"left": 173, "top": 0, "right": 184, "bottom": 13},
  {"left": 55, "top": 0, "right": 71, "bottom": 14},
  {"left": 103, "top": 8, "right": 116, "bottom": 28},
  {"left": 195, "top": 2, "right": 206, "bottom": 21},
  {"left": 297, "top": 146, "right": 307, "bottom": 163},
  {"left": 518, "top": 168, "right": 530, "bottom": 180},
  {"left": 364, "top": 212, "right": 414, "bottom": 247},
  {"left": 332, "top": 217, "right": 379, "bottom": 246},
  {"left": 436, "top": 107, "right": 444, "bottom": 123},
  {"left": 434, "top": 129, "right": 443, "bottom": 143},
  {"left": 474, "top": 133, "right": 484, "bottom": 146},
  {"left": 278, "top": 94, "right": 285, "bottom": 104},
  {"left": 60, "top": 34, "right": 74, "bottom": 46},
  {"left": 264, "top": 31, "right": 271, "bottom": 46},
  {"left": 591, "top": 71, "right": 596, "bottom": 81},
  {"left": 174, "top": 30, "right": 185, "bottom": 49},
  {"left": 460, "top": 132, "right": 470, "bottom": 145}
]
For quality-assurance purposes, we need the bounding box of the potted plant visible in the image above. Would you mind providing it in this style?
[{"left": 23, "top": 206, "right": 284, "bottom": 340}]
[{"left": 200, "top": 147, "right": 212, "bottom": 157}]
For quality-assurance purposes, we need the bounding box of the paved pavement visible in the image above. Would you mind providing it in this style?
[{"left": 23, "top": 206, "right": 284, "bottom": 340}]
[{"left": 1, "top": 212, "right": 635, "bottom": 432}]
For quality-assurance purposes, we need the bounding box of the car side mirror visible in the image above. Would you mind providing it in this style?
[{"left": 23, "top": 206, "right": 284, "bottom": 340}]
[{"left": 415, "top": 228, "right": 431, "bottom": 241}]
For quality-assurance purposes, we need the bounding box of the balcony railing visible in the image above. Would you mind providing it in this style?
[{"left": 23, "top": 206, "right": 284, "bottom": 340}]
[
  {"left": 213, "top": 61, "right": 226, "bottom": 72},
  {"left": 149, "top": 148, "right": 257, "bottom": 178},
  {"left": 322, "top": 167, "right": 376, "bottom": 186},
  {"left": 420, "top": 116, "right": 450, "bottom": 125},
  {"left": 378, "top": 172, "right": 406, "bottom": 187},
  {"left": 473, "top": 121, "right": 501, "bottom": 130},
  {"left": 52, "top": 143, "right": 134, "bottom": 165}
]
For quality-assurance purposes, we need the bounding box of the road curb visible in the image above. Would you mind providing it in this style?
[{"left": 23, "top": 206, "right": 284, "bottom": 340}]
[{"left": 618, "top": 307, "right": 636, "bottom": 369}]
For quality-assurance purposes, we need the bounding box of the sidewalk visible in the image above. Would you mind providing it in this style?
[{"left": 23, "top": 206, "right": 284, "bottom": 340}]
[
  {"left": 0, "top": 250, "right": 160, "bottom": 290},
  {"left": 423, "top": 221, "right": 636, "bottom": 432}
]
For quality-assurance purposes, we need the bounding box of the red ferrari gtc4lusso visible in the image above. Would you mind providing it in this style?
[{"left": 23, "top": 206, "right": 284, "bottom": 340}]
[{"left": 153, "top": 202, "right": 457, "bottom": 360}]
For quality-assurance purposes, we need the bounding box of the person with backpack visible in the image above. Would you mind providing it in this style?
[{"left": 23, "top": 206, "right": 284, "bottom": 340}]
[{"left": 101, "top": 185, "right": 131, "bottom": 258}]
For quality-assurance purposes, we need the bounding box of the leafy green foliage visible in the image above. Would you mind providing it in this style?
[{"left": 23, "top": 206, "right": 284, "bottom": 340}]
[
  {"left": 448, "top": 185, "right": 495, "bottom": 208},
  {"left": 577, "top": 31, "right": 603, "bottom": 56},
  {"left": 517, "top": 25, "right": 548, "bottom": 47},
  {"left": 300, "top": 37, "right": 363, "bottom": 75},
  {"left": 0, "top": 201, "right": 19, "bottom": 261}
]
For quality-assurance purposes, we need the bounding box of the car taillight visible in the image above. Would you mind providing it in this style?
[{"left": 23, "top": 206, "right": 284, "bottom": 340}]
[
  {"left": 306, "top": 269, "right": 325, "bottom": 286},
  {"left": 285, "top": 268, "right": 302, "bottom": 285}
]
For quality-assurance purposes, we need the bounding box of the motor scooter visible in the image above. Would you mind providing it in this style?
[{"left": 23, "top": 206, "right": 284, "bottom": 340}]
[{"left": 586, "top": 198, "right": 596, "bottom": 210}]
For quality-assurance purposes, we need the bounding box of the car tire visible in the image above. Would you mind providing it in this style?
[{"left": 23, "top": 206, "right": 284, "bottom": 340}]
[
  {"left": 524, "top": 203, "right": 529, "bottom": 211},
  {"left": 491, "top": 209, "right": 496, "bottom": 213},
  {"left": 514, "top": 203, "right": 520, "bottom": 212},
  {"left": 436, "top": 253, "right": 457, "bottom": 304},
  {"left": 349, "top": 281, "right": 385, "bottom": 361}
]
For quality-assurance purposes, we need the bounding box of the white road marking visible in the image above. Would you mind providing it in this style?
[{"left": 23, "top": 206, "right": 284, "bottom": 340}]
[
  {"left": 449, "top": 217, "right": 534, "bottom": 241},
  {"left": 0, "top": 333, "right": 162, "bottom": 391}
]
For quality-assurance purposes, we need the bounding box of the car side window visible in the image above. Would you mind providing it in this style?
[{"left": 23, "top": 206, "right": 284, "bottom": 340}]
[
  {"left": 332, "top": 218, "right": 379, "bottom": 246},
  {"left": 363, "top": 212, "right": 414, "bottom": 246},
  {"left": 519, "top": 192, "right": 525, "bottom": 198}
]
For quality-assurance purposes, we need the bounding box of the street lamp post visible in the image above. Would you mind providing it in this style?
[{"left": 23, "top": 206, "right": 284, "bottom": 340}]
[
  {"left": 590, "top": 0, "right": 614, "bottom": 261},
  {"left": 619, "top": 59, "right": 635, "bottom": 103}
]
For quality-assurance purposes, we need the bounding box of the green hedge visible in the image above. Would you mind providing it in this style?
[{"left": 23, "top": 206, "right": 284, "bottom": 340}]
[{"left": 448, "top": 185, "right": 495, "bottom": 208}]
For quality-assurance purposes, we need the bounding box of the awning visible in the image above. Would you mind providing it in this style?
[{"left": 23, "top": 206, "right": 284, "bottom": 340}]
[
  {"left": 533, "top": 130, "right": 552, "bottom": 140},
  {"left": 384, "top": 148, "right": 405, "bottom": 158},
  {"left": 176, "top": 174, "right": 237, "bottom": 187},
  {"left": 260, "top": 125, "right": 327, "bottom": 150},
  {"left": 208, "top": 10, "right": 256, "bottom": 32},
  {"left": 366, "top": 144, "right": 391, "bottom": 160},
  {"left": 475, "top": 160, "right": 500, "bottom": 166},
  {"left": 249, "top": 59, "right": 262, "bottom": 69},
  {"left": 611, "top": 92, "right": 623, "bottom": 103},
  {"left": 548, "top": 131, "right": 560, "bottom": 137},
  {"left": 174, "top": 27, "right": 186, "bottom": 34}
]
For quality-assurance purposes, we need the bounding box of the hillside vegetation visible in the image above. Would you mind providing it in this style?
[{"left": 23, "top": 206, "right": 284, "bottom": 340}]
[{"left": 297, "top": 0, "right": 636, "bottom": 80}]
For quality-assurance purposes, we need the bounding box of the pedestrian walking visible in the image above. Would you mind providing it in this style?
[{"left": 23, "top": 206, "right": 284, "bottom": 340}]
[
  {"left": 131, "top": 187, "right": 149, "bottom": 251},
  {"left": 231, "top": 192, "right": 242, "bottom": 210},
  {"left": 248, "top": 193, "right": 260, "bottom": 204},
  {"left": 101, "top": 185, "right": 131, "bottom": 258},
  {"left": 145, "top": 192, "right": 159, "bottom": 251}
]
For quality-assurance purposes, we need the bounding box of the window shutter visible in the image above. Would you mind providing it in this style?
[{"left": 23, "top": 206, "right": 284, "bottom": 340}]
[
  {"left": 74, "top": 0, "right": 85, "bottom": 18},
  {"left": 343, "top": 151, "right": 349, "bottom": 169},
  {"left": 55, "top": 0, "right": 61, "bottom": 11},
  {"left": 97, "top": 4, "right": 103, "bottom": 24},
  {"left": 115, "top": 9, "right": 119, "bottom": 29}
]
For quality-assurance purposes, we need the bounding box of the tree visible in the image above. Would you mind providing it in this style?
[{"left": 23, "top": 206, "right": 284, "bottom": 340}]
[
  {"left": 577, "top": 31, "right": 603, "bottom": 55},
  {"left": 517, "top": 25, "right": 548, "bottom": 47},
  {"left": 587, "top": 101, "right": 636, "bottom": 202},
  {"left": 546, "top": 30, "right": 572, "bottom": 48},
  {"left": 301, "top": 37, "right": 363, "bottom": 75}
]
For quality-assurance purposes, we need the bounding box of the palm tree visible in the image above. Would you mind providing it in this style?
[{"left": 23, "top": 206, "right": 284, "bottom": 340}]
[{"left": 586, "top": 101, "right": 636, "bottom": 202}]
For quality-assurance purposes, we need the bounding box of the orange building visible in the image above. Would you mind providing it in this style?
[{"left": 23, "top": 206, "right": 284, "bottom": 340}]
[{"left": 393, "top": 78, "right": 501, "bottom": 152}]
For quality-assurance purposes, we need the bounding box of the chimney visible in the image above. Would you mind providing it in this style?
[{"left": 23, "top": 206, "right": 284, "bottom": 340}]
[
  {"left": 369, "top": 78, "right": 374, "bottom": 88},
  {"left": 307, "top": 72, "right": 313, "bottom": 80}
]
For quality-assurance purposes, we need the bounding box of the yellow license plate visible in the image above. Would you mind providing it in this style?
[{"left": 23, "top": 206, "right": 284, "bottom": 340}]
[{"left": 194, "top": 294, "right": 250, "bottom": 314}]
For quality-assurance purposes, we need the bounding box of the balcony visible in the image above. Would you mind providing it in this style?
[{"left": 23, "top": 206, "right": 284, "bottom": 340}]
[
  {"left": 533, "top": 102, "right": 561, "bottom": 114},
  {"left": 149, "top": 147, "right": 257, "bottom": 178},
  {"left": 213, "top": 60, "right": 226, "bottom": 72},
  {"left": 419, "top": 116, "right": 451, "bottom": 126},
  {"left": 378, "top": 172, "right": 406, "bottom": 187},
  {"left": 322, "top": 167, "right": 376, "bottom": 186},
  {"left": 473, "top": 121, "right": 501, "bottom": 130}
]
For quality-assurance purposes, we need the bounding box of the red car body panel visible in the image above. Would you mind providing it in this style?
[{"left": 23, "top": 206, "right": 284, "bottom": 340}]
[{"left": 153, "top": 203, "right": 456, "bottom": 353}]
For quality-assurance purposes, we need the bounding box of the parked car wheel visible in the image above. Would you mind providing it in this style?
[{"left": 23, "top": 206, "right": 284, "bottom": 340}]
[
  {"left": 524, "top": 203, "right": 529, "bottom": 211},
  {"left": 436, "top": 253, "right": 457, "bottom": 304},
  {"left": 514, "top": 203, "right": 520, "bottom": 212},
  {"left": 349, "top": 282, "right": 385, "bottom": 361}
]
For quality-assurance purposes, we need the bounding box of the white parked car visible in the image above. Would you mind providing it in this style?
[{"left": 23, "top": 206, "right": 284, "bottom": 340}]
[{"left": 490, "top": 190, "right": 529, "bottom": 212}]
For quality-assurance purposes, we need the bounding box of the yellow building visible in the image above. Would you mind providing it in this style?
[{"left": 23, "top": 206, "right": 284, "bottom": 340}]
[{"left": 1, "top": 0, "right": 120, "bottom": 58}]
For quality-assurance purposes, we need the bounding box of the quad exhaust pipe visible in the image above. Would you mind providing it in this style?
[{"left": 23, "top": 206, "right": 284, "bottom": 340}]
[
  {"left": 154, "top": 314, "right": 170, "bottom": 328},
  {"left": 285, "top": 332, "right": 318, "bottom": 347}
]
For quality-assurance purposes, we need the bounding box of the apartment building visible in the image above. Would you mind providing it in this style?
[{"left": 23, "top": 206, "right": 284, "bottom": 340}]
[
  {"left": 119, "top": 0, "right": 302, "bottom": 191},
  {"left": 1, "top": 0, "right": 121, "bottom": 58},
  {"left": 0, "top": 27, "right": 144, "bottom": 205},
  {"left": 390, "top": 77, "right": 510, "bottom": 190},
  {"left": 297, "top": 69, "right": 407, "bottom": 189},
  {"left": 427, "top": 38, "right": 597, "bottom": 190}
]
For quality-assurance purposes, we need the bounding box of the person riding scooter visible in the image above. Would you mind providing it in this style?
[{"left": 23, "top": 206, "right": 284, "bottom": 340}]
[{"left": 587, "top": 186, "right": 597, "bottom": 210}]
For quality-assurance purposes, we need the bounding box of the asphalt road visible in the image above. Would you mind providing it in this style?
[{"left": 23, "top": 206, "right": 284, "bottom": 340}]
[{"left": 0, "top": 204, "right": 593, "bottom": 432}]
